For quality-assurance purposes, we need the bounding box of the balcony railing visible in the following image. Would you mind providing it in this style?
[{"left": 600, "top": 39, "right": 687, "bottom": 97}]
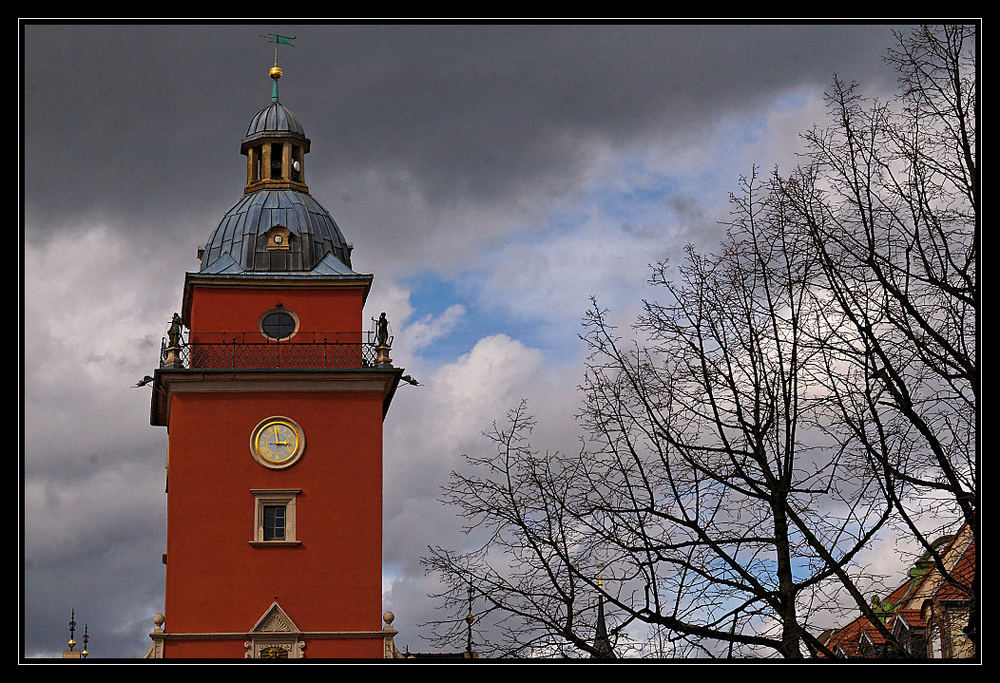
[{"left": 160, "top": 331, "right": 380, "bottom": 370}]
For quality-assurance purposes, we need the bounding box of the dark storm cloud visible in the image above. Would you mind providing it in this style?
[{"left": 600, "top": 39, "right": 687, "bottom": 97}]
[
  {"left": 23, "top": 23, "right": 899, "bottom": 243},
  {"left": 295, "top": 24, "right": 900, "bottom": 204}
]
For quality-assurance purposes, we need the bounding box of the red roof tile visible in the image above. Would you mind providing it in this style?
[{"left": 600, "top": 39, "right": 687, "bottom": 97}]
[{"left": 821, "top": 523, "right": 975, "bottom": 658}]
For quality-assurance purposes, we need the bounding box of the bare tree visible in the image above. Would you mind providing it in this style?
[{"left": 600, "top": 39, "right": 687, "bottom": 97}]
[
  {"left": 422, "top": 401, "right": 635, "bottom": 658},
  {"left": 422, "top": 25, "right": 977, "bottom": 659},
  {"left": 577, "top": 176, "right": 901, "bottom": 658},
  {"left": 774, "top": 24, "right": 977, "bottom": 643},
  {"left": 424, "top": 172, "right": 902, "bottom": 658}
]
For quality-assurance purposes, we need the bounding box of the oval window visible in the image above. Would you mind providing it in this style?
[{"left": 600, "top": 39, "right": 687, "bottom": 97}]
[{"left": 260, "top": 309, "right": 298, "bottom": 340}]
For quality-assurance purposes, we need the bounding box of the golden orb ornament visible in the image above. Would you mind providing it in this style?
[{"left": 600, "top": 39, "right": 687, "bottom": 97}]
[{"left": 269, "top": 65, "right": 283, "bottom": 80}]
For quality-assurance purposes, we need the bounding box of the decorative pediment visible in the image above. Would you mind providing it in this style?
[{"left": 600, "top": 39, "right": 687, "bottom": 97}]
[
  {"left": 250, "top": 601, "right": 300, "bottom": 634},
  {"left": 245, "top": 601, "right": 306, "bottom": 658}
]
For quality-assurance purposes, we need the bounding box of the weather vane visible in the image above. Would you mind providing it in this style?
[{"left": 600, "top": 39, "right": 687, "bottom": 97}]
[{"left": 259, "top": 32, "right": 296, "bottom": 102}]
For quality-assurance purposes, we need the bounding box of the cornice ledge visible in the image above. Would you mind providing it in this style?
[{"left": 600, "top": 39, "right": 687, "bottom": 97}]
[{"left": 150, "top": 367, "right": 404, "bottom": 426}]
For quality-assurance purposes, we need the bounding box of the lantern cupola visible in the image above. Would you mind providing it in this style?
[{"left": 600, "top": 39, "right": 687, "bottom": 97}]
[
  {"left": 241, "top": 61, "right": 310, "bottom": 194},
  {"left": 241, "top": 100, "right": 309, "bottom": 194},
  {"left": 196, "top": 61, "right": 357, "bottom": 277}
]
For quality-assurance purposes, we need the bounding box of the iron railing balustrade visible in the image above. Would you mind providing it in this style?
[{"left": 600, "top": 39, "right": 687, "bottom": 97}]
[{"left": 160, "top": 330, "right": 380, "bottom": 369}]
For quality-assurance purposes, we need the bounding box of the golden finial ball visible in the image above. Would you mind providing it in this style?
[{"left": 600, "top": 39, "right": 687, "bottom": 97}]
[{"left": 269, "top": 66, "right": 283, "bottom": 80}]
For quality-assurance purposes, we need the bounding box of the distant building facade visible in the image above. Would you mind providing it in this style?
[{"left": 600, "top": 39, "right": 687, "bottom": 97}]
[{"left": 820, "top": 523, "right": 976, "bottom": 659}]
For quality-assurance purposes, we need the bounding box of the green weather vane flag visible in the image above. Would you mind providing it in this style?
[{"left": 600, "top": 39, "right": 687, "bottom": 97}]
[{"left": 259, "top": 33, "right": 296, "bottom": 102}]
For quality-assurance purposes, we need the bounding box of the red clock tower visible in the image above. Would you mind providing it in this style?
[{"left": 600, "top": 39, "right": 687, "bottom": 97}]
[{"left": 146, "top": 61, "right": 403, "bottom": 659}]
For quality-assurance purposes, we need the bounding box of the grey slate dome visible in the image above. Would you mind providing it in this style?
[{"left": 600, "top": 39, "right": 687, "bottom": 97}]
[
  {"left": 199, "top": 189, "right": 356, "bottom": 275},
  {"left": 243, "top": 101, "right": 307, "bottom": 145}
]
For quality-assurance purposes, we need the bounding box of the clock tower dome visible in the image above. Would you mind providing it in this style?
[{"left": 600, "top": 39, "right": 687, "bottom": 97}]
[{"left": 146, "top": 58, "right": 403, "bottom": 659}]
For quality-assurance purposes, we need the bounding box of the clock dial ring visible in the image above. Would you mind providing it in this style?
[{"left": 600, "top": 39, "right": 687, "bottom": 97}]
[{"left": 250, "top": 416, "right": 305, "bottom": 469}]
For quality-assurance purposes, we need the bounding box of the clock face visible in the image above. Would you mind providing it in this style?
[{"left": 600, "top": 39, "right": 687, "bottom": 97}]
[{"left": 251, "top": 417, "right": 305, "bottom": 468}]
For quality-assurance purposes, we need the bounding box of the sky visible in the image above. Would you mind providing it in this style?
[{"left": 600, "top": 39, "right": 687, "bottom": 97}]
[{"left": 21, "top": 21, "right": 911, "bottom": 659}]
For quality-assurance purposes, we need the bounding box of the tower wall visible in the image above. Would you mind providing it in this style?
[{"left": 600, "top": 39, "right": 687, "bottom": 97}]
[
  {"left": 188, "top": 284, "right": 366, "bottom": 341},
  {"left": 161, "top": 389, "right": 385, "bottom": 656}
]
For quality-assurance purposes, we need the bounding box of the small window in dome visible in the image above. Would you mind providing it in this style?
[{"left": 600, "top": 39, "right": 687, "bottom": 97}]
[
  {"left": 265, "top": 226, "right": 291, "bottom": 251},
  {"left": 260, "top": 309, "right": 298, "bottom": 341}
]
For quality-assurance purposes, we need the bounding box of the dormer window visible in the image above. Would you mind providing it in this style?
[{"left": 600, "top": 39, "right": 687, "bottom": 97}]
[{"left": 265, "top": 226, "right": 292, "bottom": 251}]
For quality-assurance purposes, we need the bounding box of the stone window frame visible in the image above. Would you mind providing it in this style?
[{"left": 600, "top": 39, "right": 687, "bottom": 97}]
[{"left": 250, "top": 489, "right": 302, "bottom": 547}]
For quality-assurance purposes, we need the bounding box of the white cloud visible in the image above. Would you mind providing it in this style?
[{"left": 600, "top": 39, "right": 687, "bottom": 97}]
[
  {"left": 363, "top": 278, "right": 415, "bottom": 328},
  {"left": 402, "top": 333, "right": 547, "bottom": 450},
  {"left": 403, "top": 304, "right": 467, "bottom": 354},
  {"left": 447, "top": 87, "right": 840, "bottom": 349},
  {"left": 24, "top": 225, "right": 175, "bottom": 459},
  {"left": 380, "top": 332, "right": 586, "bottom": 649}
]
